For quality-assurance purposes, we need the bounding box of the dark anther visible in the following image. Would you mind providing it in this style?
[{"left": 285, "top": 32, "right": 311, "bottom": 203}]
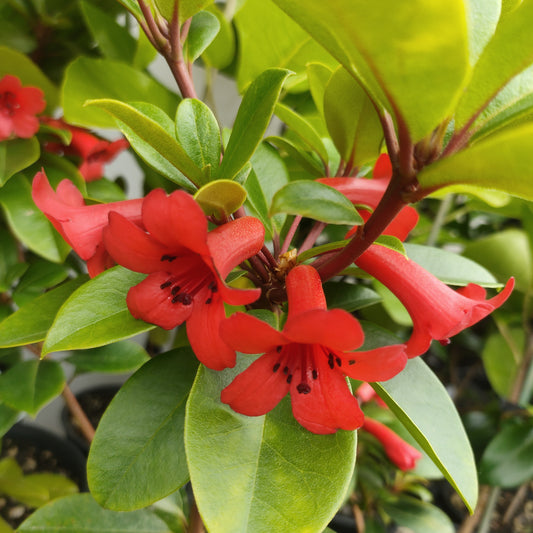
[
  {"left": 205, "top": 297, "right": 212, "bottom": 304},
  {"left": 328, "top": 353, "right": 335, "bottom": 369},
  {"left": 208, "top": 282, "right": 218, "bottom": 292},
  {"left": 312, "top": 369, "right": 318, "bottom": 380},
  {"left": 348, "top": 360, "right": 356, "bottom": 365},
  {"left": 171, "top": 285, "right": 180, "bottom": 295},
  {"left": 161, "top": 254, "right": 177, "bottom": 262},
  {"left": 297, "top": 383, "right": 311, "bottom": 394},
  {"left": 173, "top": 293, "right": 192, "bottom": 305},
  {"left": 276, "top": 346, "right": 282, "bottom": 353},
  {"left": 273, "top": 363, "right": 280, "bottom": 372},
  {"left": 286, "top": 374, "right": 293, "bottom": 384},
  {"left": 283, "top": 366, "right": 289, "bottom": 374},
  {"left": 160, "top": 281, "right": 172, "bottom": 289},
  {"left": 335, "top": 357, "right": 342, "bottom": 367}
]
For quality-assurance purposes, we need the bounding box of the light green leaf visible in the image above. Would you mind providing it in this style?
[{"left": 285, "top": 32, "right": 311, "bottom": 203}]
[
  {"left": 306, "top": 63, "right": 334, "bottom": 117},
  {"left": 88, "top": 99, "right": 203, "bottom": 189},
  {"left": 270, "top": 180, "right": 363, "bottom": 225},
  {"left": 62, "top": 57, "right": 180, "bottom": 129},
  {"left": 10, "top": 473, "right": 78, "bottom": 508},
  {"left": 0, "top": 404, "right": 20, "bottom": 438},
  {"left": 373, "top": 358, "right": 478, "bottom": 512},
  {"left": 323, "top": 67, "right": 382, "bottom": 167},
  {"left": 0, "top": 138, "right": 40, "bottom": 186},
  {"left": 266, "top": 135, "right": 325, "bottom": 177},
  {"left": 202, "top": 4, "right": 236, "bottom": 69},
  {"left": 464, "top": 0, "right": 501, "bottom": 66},
  {"left": 194, "top": 180, "right": 246, "bottom": 218},
  {"left": 17, "top": 493, "right": 171, "bottom": 533},
  {"left": 88, "top": 349, "right": 197, "bottom": 510},
  {"left": 271, "top": 0, "right": 470, "bottom": 141},
  {"left": 218, "top": 68, "right": 292, "bottom": 180},
  {"left": 185, "top": 361, "right": 356, "bottom": 533},
  {"left": 323, "top": 282, "right": 381, "bottom": 313},
  {"left": 42, "top": 267, "right": 155, "bottom": 355},
  {"left": 417, "top": 123, "right": 533, "bottom": 201},
  {"left": 154, "top": 0, "right": 214, "bottom": 24},
  {"left": 185, "top": 10, "right": 220, "bottom": 62},
  {"left": 0, "top": 360, "right": 65, "bottom": 416}
]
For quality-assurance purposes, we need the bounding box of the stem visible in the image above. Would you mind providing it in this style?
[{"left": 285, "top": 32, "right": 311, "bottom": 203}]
[
  {"left": 298, "top": 221, "right": 326, "bottom": 254},
  {"left": 62, "top": 385, "right": 96, "bottom": 443},
  {"left": 477, "top": 487, "right": 500, "bottom": 533},
  {"left": 279, "top": 215, "right": 302, "bottom": 256},
  {"left": 188, "top": 500, "right": 206, "bottom": 533},
  {"left": 457, "top": 485, "right": 492, "bottom": 533},
  {"left": 379, "top": 110, "right": 400, "bottom": 170}
]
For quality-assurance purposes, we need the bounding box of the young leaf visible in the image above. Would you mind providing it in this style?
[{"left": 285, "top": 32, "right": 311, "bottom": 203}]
[
  {"left": 218, "top": 68, "right": 292, "bottom": 180},
  {"left": 202, "top": 4, "right": 236, "bottom": 69},
  {"left": 306, "top": 62, "right": 334, "bottom": 117},
  {"left": 270, "top": 180, "right": 363, "bottom": 225},
  {"left": 194, "top": 180, "right": 247, "bottom": 218},
  {"left": 0, "top": 138, "right": 40, "bottom": 186},
  {"left": 42, "top": 266, "right": 155, "bottom": 355},
  {"left": 88, "top": 348, "right": 198, "bottom": 510},
  {"left": 464, "top": 0, "right": 501, "bottom": 66},
  {"left": 185, "top": 361, "right": 356, "bottom": 533},
  {"left": 154, "top": 0, "right": 214, "bottom": 24},
  {"left": 372, "top": 358, "right": 478, "bottom": 512},
  {"left": 184, "top": 10, "right": 220, "bottom": 63}
]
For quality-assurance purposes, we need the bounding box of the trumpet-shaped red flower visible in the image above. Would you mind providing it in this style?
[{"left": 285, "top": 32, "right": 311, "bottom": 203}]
[
  {"left": 43, "top": 118, "right": 129, "bottom": 181},
  {"left": 356, "top": 244, "right": 515, "bottom": 357},
  {"left": 32, "top": 170, "right": 143, "bottom": 277},
  {"left": 0, "top": 75, "right": 45, "bottom": 141},
  {"left": 362, "top": 418, "right": 422, "bottom": 471},
  {"left": 103, "top": 189, "right": 265, "bottom": 370},
  {"left": 221, "top": 264, "right": 407, "bottom": 434}
]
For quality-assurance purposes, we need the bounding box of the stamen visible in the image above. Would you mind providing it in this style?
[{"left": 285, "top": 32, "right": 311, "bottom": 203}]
[
  {"left": 328, "top": 353, "right": 335, "bottom": 369},
  {"left": 276, "top": 346, "right": 282, "bottom": 353},
  {"left": 348, "top": 360, "right": 356, "bottom": 365},
  {"left": 286, "top": 374, "right": 292, "bottom": 384},
  {"left": 335, "top": 356, "right": 342, "bottom": 367},
  {"left": 273, "top": 363, "right": 280, "bottom": 372},
  {"left": 161, "top": 254, "right": 177, "bottom": 262},
  {"left": 205, "top": 297, "right": 212, "bottom": 304},
  {"left": 297, "top": 383, "right": 311, "bottom": 394},
  {"left": 283, "top": 366, "right": 289, "bottom": 374},
  {"left": 171, "top": 285, "right": 180, "bottom": 295},
  {"left": 160, "top": 280, "right": 172, "bottom": 289}
]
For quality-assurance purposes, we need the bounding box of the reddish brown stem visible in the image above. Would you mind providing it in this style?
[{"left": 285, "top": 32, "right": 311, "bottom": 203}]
[{"left": 62, "top": 385, "right": 96, "bottom": 443}]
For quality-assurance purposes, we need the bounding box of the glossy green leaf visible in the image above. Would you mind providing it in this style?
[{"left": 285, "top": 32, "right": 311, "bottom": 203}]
[
  {"left": 0, "top": 277, "right": 87, "bottom": 348},
  {"left": 0, "top": 360, "right": 64, "bottom": 416},
  {"left": 88, "top": 349, "right": 197, "bottom": 510},
  {"left": 114, "top": 0, "right": 143, "bottom": 21},
  {"left": 194, "top": 180, "right": 246, "bottom": 218},
  {"left": 7, "top": 472, "right": 78, "bottom": 508},
  {"left": 270, "top": 180, "right": 363, "bottom": 225},
  {"left": 306, "top": 63, "right": 334, "bottom": 117},
  {"left": 0, "top": 46, "right": 58, "bottom": 111},
  {"left": 372, "top": 358, "right": 478, "bottom": 512},
  {"left": 88, "top": 99, "right": 203, "bottom": 189},
  {"left": 17, "top": 493, "right": 171, "bottom": 533},
  {"left": 154, "top": 0, "right": 214, "bottom": 24},
  {"left": 480, "top": 420, "right": 533, "bottom": 488},
  {"left": 62, "top": 57, "right": 180, "bottom": 129},
  {"left": 0, "top": 227, "right": 19, "bottom": 292},
  {"left": 456, "top": 1, "right": 533, "bottom": 130},
  {"left": 271, "top": 0, "right": 469, "bottom": 142},
  {"left": 202, "top": 4, "right": 236, "bottom": 69},
  {"left": 464, "top": 0, "right": 501, "bottom": 66},
  {"left": 0, "top": 138, "right": 40, "bottom": 186},
  {"left": 65, "top": 340, "right": 150, "bottom": 374},
  {"left": 185, "top": 10, "right": 220, "bottom": 62},
  {"left": 323, "top": 281, "right": 381, "bottom": 313},
  {"left": 323, "top": 67, "right": 382, "bottom": 167},
  {"left": 86, "top": 177, "right": 127, "bottom": 203},
  {"left": 218, "top": 68, "right": 292, "bottom": 180},
  {"left": 42, "top": 267, "right": 155, "bottom": 355},
  {"left": 175, "top": 98, "right": 221, "bottom": 171},
  {"left": 0, "top": 174, "right": 70, "bottom": 263},
  {"left": 0, "top": 404, "right": 20, "bottom": 438},
  {"left": 234, "top": 0, "right": 337, "bottom": 91},
  {"left": 185, "top": 361, "right": 356, "bottom": 533},
  {"left": 404, "top": 243, "right": 501, "bottom": 288},
  {"left": 418, "top": 123, "right": 533, "bottom": 201},
  {"left": 275, "top": 103, "right": 329, "bottom": 163},
  {"left": 266, "top": 135, "right": 325, "bottom": 177},
  {"left": 80, "top": 1, "right": 136, "bottom": 63}
]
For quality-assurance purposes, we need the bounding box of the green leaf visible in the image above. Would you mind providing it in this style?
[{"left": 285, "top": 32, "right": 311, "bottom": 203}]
[
  {"left": 0, "top": 404, "right": 20, "bottom": 438},
  {"left": 0, "top": 277, "right": 87, "bottom": 348},
  {"left": 418, "top": 123, "right": 533, "bottom": 201},
  {"left": 154, "top": 0, "right": 214, "bottom": 24},
  {"left": 65, "top": 340, "right": 150, "bottom": 374},
  {"left": 88, "top": 99, "right": 203, "bottom": 189},
  {"left": 114, "top": 0, "right": 143, "bottom": 21},
  {"left": 184, "top": 10, "right": 220, "bottom": 63},
  {"left": 266, "top": 135, "right": 325, "bottom": 177},
  {"left": 0, "top": 227, "right": 19, "bottom": 292},
  {"left": 0, "top": 174, "right": 70, "bottom": 263},
  {"left": 175, "top": 98, "right": 221, "bottom": 171},
  {"left": 456, "top": 1, "right": 533, "bottom": 130},
  {"left": 323, "top": 67, "right": 382, "bottom": 167},
  {"left": 42, "top": 266, "right": 155, "bottom": 355},
  {"left": 80, "top": 1, "right": 136, "bottom": 63},
  {"left": 372, "top": 358, "right": 478, "bottom": 512},
  {"left": 185, "top": 361, "right": 356, "bottom": 533},
  {"left": 234, "top": 0, "right": 337, "bottom": 91},
  {"left": 202, "top": 4, "right": 235, "bottom": 69},
  {"left": 323, "top": 281, "right": 381, "bottom": 313},
  {"left": 270, "top": 180, "right": 363, "bottom": 225},
  {"left": 0, "top": 138, "right": 40, "bottom": 186},
  {"left": 218, "top": 68, "right": 292, "bottom": 180},
  {"left": 306, "top": 63, "right": 334, "bottom": 117},
  {"left": 275, "top": 103, "right": 329, "bottom": 163},
  {"left": 404, "top": 243, "right": 501, "bottom": 288},
  {"left": 0, "top": 360, "right": 64, "bottom": 416},
  {"left": 271, "top": 0, "right": 470, "bottom": 142},
  {"left": 10, "top": 473, "right": 78, "bottom": 508},
  {"left": 480, "top": 419, "right": 533, "bottom": 488},
  {"left": 464, "top": 0, "right": 501, "bottom": 66},
  {"left": 0, "top": 46, "right": 58, "bottom": 111},
  {"left": 62, "top": 57, "right": 180, "bottom": 129},
  {"left": 17, "top": 493, "right": 171, "bottom": 533},
  {"left": 193, "top": 180, "right": 246, "bottom": 218},
  {"left": 88, "top": 349, "right": 197, "bottom": 510}
]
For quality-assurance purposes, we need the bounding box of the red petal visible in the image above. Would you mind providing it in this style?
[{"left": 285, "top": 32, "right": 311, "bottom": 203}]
[
  {"left": 285, "top": 264, "right": 327, "bottom": 316},
  {"left": 341, "top": 344, "right": 407, "bottom": 381},
  {"left": 284, "top": 309, "right": 364, "bottom": 351},
  {"left": 55, "top": 179, "right": 85, "bottom": 207},
  {"left": 221, "top": 350, "right": 290, "bottom": 416},
  {"left": 316, "top": 177, "right": 387, "bottom": 210},
  {"left": 220, "top": 312, "right": 288, "bottom": 353},
  {"left": 186, "top": 293, "right": 237, "bottom": 370},
  {"left": 373, "top": 153, "right": 392, "bottom": 179},
  {"left": 216, "top": 283, "right": 261, "bottom": 306},
  {"left": 12, "top": 113, "right": 40, "bottom": 138}
]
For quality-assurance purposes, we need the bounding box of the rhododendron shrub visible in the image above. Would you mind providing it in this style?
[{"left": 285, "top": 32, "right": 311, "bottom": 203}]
[{"left": 0, "top": 1, "right": 532, "bottom": 533}]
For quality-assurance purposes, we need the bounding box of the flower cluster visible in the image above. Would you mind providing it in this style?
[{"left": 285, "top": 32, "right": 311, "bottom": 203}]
[{"left": 31, "top": 152, "right": 513, "bottom": 436}]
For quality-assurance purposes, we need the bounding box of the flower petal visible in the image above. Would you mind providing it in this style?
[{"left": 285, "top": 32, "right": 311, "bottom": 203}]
[
  {"left": 341, "top": 344, "right": 407, "bottom": 382},
  {"left": 221, "top": 350, "right": 290, "bottom": 416},
  {"left": 220, "top": 312, "right": 288, "bottom": 354},
  {"left": 285, "top": 264, "right": 327, "bottom": 316}
]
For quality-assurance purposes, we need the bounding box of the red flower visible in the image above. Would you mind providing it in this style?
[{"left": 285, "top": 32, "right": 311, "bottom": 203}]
[
  {"left": 103, "top": 189, "right": 265, "bottom": 370},
  {"left": 43, "top": 118, "right": 129, "bottom": 182},
  {"left": 362, "top": 418, "right": 422, "bottom": 471},
  {"left": 220, "top": 264, "right": 407, "bottom": 434},
  {"left": 0, "top": 75, "right": 45, "bottom": 141},
  {"left": 356, "top": 244, "right": 515, "bottom": 357},
  {"left": 32, "top": 170, "right": 143, "bottom": 277}
]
